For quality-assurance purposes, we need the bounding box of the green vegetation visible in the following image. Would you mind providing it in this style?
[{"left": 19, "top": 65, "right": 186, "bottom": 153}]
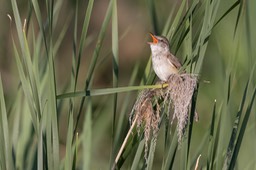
[{"left": 0, "top": 0, "right": 255, "bottom": 169}]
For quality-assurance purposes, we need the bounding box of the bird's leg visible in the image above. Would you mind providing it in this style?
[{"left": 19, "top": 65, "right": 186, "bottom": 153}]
[
  {"left": 155, "top": 80, "right": 166, "bottom": 89},
  {"left": 161, "top": 82, "right": 165, "bottom": 89},
  {"left": 160, "top": 81, "right": 168, "bottom": 89}
]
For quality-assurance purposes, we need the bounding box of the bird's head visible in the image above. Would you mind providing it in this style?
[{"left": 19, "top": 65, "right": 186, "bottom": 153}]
[{"left": 148, "top": 33, "right": 170, "bottom": 53}]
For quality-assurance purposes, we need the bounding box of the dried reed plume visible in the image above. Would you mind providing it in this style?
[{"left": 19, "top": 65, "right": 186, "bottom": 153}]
[
  {"left": 165, "top": 73, "right": 198, "bottom": 142},
  {"left": 130, "top": 73, "right": 198, "bottom": 158},
  {"left": 130, "top": 89, "right": 160, "bottom": 160}
]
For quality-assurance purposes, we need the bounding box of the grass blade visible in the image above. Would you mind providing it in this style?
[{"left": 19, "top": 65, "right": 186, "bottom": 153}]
[
  {"left": 146, "top": 138, "right": 157, "bottom": 170},
  {"left": 163, "top": 130, "right": 178, "bottom": 170},
  {"left": 75, "top": 0, "right": 95, "bottom": 89},
  {"left": 74, "top": 0, "right": 114, "bottom": 139},
  {"left": 110, "top": 0, "right": 119, "bottom": 164},
  {"left": 131, "top": 140, "right": 145, "bottom": 170},
  {"left": 65, "top": 112, "right": 74, "bottom": 170},
  {"left": 228, "top": 64, "right": 256, "bottom": 169},
  {"left": 223, "top": 80, "right": 249, "bottom": 169},
  {"left": 0, "top": 75, "right": 14, "bottom": 170},
  {"left": 83, "top": 98, "right": 92, "bottom": 169},
  {"left": 114, "top": 63, "right": 140, "bottom": 148},
  {"left": 213, "top": 1, "right": 240, "bottom": 28},
  {"left": 207, "top": 100, "right": 217, "bottom": 169},
  {"left": 147, "top": 0, "right": 159, "bottom": 34},
  {"left": 229, "top": 86, "right": 256, "bottom": 169},
  {"left": 167, "top": 0, "right": 187, "bottom": 39},
  {"left": 57, "top": 84, "right": 168, "bottom": 99},
  {"left": 85, "top": 0, "right": 113, "bottom": 88}
]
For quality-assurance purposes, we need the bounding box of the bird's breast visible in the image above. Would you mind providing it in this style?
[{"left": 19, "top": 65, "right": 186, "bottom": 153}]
[{"left": 152, "top": 54, "right": 178, "bottom": 81}]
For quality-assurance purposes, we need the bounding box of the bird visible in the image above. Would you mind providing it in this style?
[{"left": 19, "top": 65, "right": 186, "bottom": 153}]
[{"left": 148, "top": 33, "right": 182, "bottom": 81}]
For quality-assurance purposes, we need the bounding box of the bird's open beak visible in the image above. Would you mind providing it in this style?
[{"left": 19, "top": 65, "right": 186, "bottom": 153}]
[{"left": 148, "top": 33, "right": 158, "bottom": 44}]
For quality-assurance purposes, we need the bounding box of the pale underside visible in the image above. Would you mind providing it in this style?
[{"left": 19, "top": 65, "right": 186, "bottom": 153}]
[
  {"left": 152, "top": 56, "right": 176, "bottom": 81},
  {"left": 151, "top": 50, "right": 181, "bottom": 81}
]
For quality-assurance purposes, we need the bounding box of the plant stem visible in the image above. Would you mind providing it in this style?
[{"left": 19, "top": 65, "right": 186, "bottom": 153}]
[{"left": 112, "top": 114, "right": 139, "bottom": 170}]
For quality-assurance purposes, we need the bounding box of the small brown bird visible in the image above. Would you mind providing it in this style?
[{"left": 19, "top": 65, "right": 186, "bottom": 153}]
[{"left": 148, "top": 33, "right": 182, "bottom": 81}]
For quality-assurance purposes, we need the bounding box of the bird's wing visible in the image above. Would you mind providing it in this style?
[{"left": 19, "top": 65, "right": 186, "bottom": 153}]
[{"left": 167, "top": 53, "right": 182, "bottom": 69}]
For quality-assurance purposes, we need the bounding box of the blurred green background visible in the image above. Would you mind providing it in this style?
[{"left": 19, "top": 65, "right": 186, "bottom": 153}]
[{"left": 0, "top": 0, "right": 255, "bottom": 169}]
